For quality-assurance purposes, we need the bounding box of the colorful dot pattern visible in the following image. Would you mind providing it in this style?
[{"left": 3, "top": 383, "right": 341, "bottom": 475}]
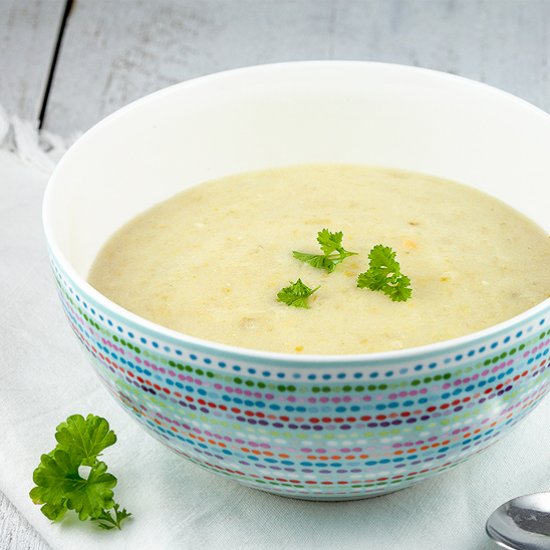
[{"left": 51, "top": 259, "right": 550, "bottom": 499}]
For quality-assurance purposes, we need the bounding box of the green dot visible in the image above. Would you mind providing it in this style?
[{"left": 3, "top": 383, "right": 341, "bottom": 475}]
[
  {"left": 277, "top": 385, "right": 286, "bottom": 391},
  {"left": 411, "top": 380, "right": 420, "bottom": 386},
  {"left": 355, "top": 385, "right": 365, "bottom": 392},
  {"left": 312, "top": 387, "right": 320, "bottom": 393},
  {"left": 379, "top": 384, "right": 388, "bottom": 390},
  {"left": 322, "top": 386, "right": 331, "bottom": 393},
  {"left": 234, "top": 377, "right": 243, "bottom": 384},
  {"left": 258, "top": 382, "right": 266, "bottom": 389},
  {"left": 245, "top": 380, "right": 254, "bottom": 387},
  {"left": 368, "top": 384, "right": 376, "bottom": 391}
]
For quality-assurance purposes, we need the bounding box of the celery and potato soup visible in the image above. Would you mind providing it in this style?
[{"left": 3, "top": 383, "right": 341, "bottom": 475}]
[{"left": 89, "top": 165, "right": 550, "bottom": 354}]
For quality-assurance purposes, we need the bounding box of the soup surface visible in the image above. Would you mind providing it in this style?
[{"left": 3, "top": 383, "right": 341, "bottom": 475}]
[{"left": 89, "top": 165, "right": 550, "bottom": 354}]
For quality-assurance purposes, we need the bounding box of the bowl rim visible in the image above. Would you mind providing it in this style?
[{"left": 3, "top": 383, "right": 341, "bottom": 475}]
[{"left": 43, "top": 60, "right": 550, "bottom": 367}]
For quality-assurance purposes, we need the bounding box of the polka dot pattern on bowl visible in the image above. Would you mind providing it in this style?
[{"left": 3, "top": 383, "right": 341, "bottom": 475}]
[{"left": 52, "top": 260, "right": 550, "bottom": 499}]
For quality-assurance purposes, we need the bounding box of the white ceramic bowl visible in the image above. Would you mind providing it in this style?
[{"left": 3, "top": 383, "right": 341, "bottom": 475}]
[{"left": 43, "top": 62, "right": 550, "bottom": 499}]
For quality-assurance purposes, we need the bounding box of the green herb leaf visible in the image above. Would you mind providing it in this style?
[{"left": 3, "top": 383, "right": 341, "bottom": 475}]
[
  {"left": 55, "top": 414, "right": 116, "bottom": 466},
  {"left": 292, "top": 251, "right": 338, "bottom": 273},
  {"left": 316, "top": 228, "right": 344, "bottom": 255},
  {"left": 93, "top": 503, "right": 132, "bottom": 530},
  {"left": 357, "top": 245, "right": 412, "bottom": 302},
  {"left": 293, "top": 229, "right": 357, "bottom": 273},
  {"left": 30, "top": 414, "right": 131, "bottom": 530},
  {"left": 277, "top": 278, "right": 320, "bottom": 308}
]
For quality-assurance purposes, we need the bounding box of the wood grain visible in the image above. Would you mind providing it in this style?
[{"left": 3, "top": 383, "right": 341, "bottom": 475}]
[
  {"left": 0, "top": 491, "right": 49, "bottom": 550},
  {"left": 0, "top": 0, "right": 66, "bottom": 123},
  {"left": 43, "top": 0, "right": 550, "bottom": 136}
]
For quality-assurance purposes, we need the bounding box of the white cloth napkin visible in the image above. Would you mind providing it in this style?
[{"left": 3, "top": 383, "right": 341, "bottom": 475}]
[{"left": 1, "top": 129, "right": 550, "bottom": 550}]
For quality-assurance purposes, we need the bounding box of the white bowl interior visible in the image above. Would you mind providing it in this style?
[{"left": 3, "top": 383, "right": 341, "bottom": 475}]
[{"left": 45, "top": 62, "right": 550, "bottom": 277}]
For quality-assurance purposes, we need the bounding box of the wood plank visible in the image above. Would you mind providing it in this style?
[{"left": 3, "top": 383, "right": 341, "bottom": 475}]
[
  {"left": 43, "top": 0, "right": 550, "bottom": 136},
  {"left": 0, "top": 0, "right": 66, "bottom": 122},
  {"left": 0, "top": 491, "right": 48, "bottom": 550}
]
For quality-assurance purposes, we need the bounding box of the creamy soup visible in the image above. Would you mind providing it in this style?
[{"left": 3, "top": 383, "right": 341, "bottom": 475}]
[{"left": 89, "top": 165, "right": 550, "bottom": 354}]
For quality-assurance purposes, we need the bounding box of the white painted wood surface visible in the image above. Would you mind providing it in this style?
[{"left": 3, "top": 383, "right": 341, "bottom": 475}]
[
  {"left": 0, "top": 0, "right": 65, "bottom": 121},
  {"left": 0, "top": 492, "right": 49, "bottom": 550},
  {"left": 1, "top": 1, "right": 550, "bottom": 548},
  {"left": 43, "top": 0, "right": 550, "bottom": 135}
]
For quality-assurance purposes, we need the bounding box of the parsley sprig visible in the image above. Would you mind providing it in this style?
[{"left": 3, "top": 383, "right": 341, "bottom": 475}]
[
  {"left": 357, "top": 245, "right": 412, "bottom": 302},
  {"left": 30, "top": 414, "right": 131, "bottom": 530},
  {"left": 277, "top": 279, "right": 319, "bottom": 308},
  {"left": 293, "top": 229, "right": 357, "bottom": 273}
]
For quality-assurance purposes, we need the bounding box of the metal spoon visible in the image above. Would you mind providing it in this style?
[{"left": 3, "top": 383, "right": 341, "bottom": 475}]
[{"left": 486, "top": 493, "right": 550, "bottom": 549}]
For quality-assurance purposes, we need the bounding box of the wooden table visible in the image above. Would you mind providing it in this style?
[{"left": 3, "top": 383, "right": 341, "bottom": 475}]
[{"left": 1, "top": 1, "right": 549, "bottom": 547}]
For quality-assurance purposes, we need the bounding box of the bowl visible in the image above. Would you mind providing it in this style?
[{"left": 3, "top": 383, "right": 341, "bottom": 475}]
[{"left": 43, "top": 61, "right": 550, "bottom": 500}]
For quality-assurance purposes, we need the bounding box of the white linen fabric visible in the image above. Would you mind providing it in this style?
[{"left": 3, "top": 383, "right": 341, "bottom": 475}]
[{"left": 0, "top": 112, "right": 549, "bottom": 550}]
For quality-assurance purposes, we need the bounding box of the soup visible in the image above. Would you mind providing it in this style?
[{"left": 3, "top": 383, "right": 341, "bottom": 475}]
[{"left": 89, "top": 165, "right": 550, "bottom": 354}]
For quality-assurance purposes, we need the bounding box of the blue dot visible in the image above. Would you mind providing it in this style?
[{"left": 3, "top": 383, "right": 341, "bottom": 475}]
[
  {"left": 307, "top": 374, "right": 316, "bottom": 381},
  {"left": 479, "top": 346, "right": 486, "bottom": 353},
  {"left": 152, "top": 341, "right": 159, "bottom": 348},
  {"left": 117, "top": 326, "right": 123, "bottom": 333},
  {"left": 218, "top": 361, "right": 226, "bottom": 367},
  {"left": 232, "top": 365, "right": 241, "bottom": 372},
  {"left": 429, "top": 362, "right": 437, "bottom": 369},
  {"left": 539, "top": 319, "right": 545, "bottom": 326},
  {"left": 83, "top": 302, "right": 88, "bottom": 309},
  {"left": 128, "top": 331, "right": 134, "bottom": 338},
  {"left": 385, "top": 371, "right": 394, "bottom": 377},
  {"left": 467, "top": 350, "right": 475, "bottom": 357},
  {"left": 190, "top": 354, "right": 197, "bottom": 360},
  {"left": 262, "top": 371, "right": 270, "bottom": 377},
  {"left": 337, "top": 373, "right": 346, "bottom": 379},
  {"left": 516, "top": 331, "right": 523, "bottom": 338},
  {"left": 322, "top": 374, "right": 331, "bottom": 380},
  {"left": 414, "top": 364, "right": 423, "bottom": 371},
  {"left": 175, "top": 349, "right": 182, "bottom": 356},
  {"left": 276, "top": 372, "right": 285, "bottom": 378},
  {"left": 99, "top": 315, "right": 104, "bottom": 321},
  {"left": 247, "top": 368, "right": 256, "bottom": 374},
  {"left": 399, "top": 368, "right": 408, "bottom": 375},
  {"left": 490, "top": 342, "right": 498, "bottom": 349},
  {"left": 292, "top": 373, "right": 301, "bottom": 379},
  {"left": 455, "top": 354, "right": 463, "bottom": 361},
  {"left": 503, "top": 336, "right": 510, "bottom": 344},
  {"left": 203, "top": 358, "right": 212, "bottom": 364},
  {"left": 369, "top": 372, "right": 379, "bottom": 379},
  {"left": 107, "top": 319, "right": 113, "bottom": 326}
]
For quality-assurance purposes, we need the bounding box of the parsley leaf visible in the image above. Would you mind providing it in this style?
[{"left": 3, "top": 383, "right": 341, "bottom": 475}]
[
  {"left": 357, "top": 245, "right": 412, "bottom": 302},
  {"left": 93, "top": 503, "right": 132, "bottom": 530},
  {"left": 277, "top": 279, "right": 320, "bottom": 308},
  {"left": 55, "top": 414, "right": 117, "bottom": 466},
  {"left": 293, "top": 229, "right": 357, "bottom": 273},
  {"left": 30, "top": 414, "right": 131, "bottom": 530}
]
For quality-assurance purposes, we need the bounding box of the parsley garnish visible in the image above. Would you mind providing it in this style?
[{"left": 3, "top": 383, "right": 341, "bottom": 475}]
[
  {"left": 29, "top": 414, "right": 131, "bottom": 530},
  {"left": 293, "top": 229, "right": 357, "bottom": 273},
  {"left": 277, "top": 279, "right": 320, "bottom": 308},
  {"left": 357, "top": 244, "right": 412, "bottom": 302}
]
